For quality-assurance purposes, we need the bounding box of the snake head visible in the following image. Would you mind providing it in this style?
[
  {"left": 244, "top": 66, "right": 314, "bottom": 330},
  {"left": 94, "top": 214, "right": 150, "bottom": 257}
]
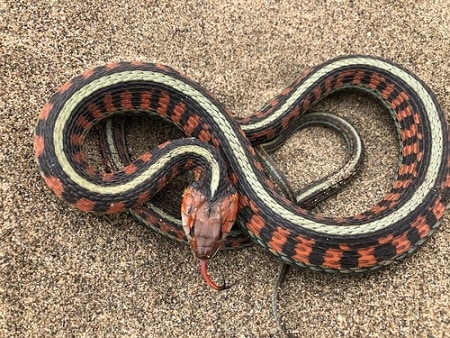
[{"left": 181, "top": 186, "right": 238, "bottom": 260}]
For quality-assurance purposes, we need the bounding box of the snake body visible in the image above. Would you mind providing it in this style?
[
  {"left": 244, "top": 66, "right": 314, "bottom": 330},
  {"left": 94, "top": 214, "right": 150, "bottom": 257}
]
[{"left": 34, "top": 56, "right": 450, "bottom": 274}]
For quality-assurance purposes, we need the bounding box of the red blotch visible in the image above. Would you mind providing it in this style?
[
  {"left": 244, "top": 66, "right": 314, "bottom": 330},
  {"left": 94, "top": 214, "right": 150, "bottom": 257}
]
[
  {"left": 73, "top": 152, "right": 85, "bottom": 163},
  {"left": 268, "top": 226, "right": 290, "bottom": 254},
  {"left": 139, "top": 152, "right": 152, "bottom": 162},
  {"left": 57, "top": 80, "right": 73, "bottom": 94},
  {"left": 368, "top": 73, "right": 384, "bottom": 90},
  {"left": 123, "top": 164, "right": 137, "bottom": 175},
  {"left": 81, "top": 69, "right": 94, "bottom": 79},
  {"left": 357, "top": 246, "right": 377, "bottom": 268},
  {"left": 103, "top": 93, "right": 115, "bottom": 113},
  {"left": 74, "top": 198, "right": 96, "bottom": 212},
  {"left": 378, "top": 234, "right": 394, "bottom": 245},
  {"left": 392, "top": 233, "right": 411, "bottom": 255},
  {"left": 120, "top": 91, "right": 133, "bottom": 110},
  {"left": 34, "top": 135, "right": 45, "bottom": 157},
  {"left": 135, "top": 191, "right": 150, "bottom": 206},
  {"left": 140, "top": 91, "right": 152, "bottom": 110},
  {"left": 410, "top": 215, "right": 430, "bottom": 239},
  {"left": 380, "top": 83, "right": 396, "bottom": 99},
  {"left": 44, "top": 175, "right": 64, "bottom": 197},
  {"left": 184, "top": 115, "right": 200, "bottom": 135},
  {"left": 106, "top": 202, "right": 126, "bottom": 214},
  {"left": 246, "top": 214, "right": 265, "bottom": 236},
  {"left": 431, "top": 199, "right": 446, "bottom": 220},
  {"left": 157, "top": 91, "right": 170, "bottom": 117},
  {"left": 322, "top": 247, "right": 343, "bottom": 270},
  {"left": 105, "top": 63, "right": 119, "bottom": 70},
  {"left": 70, "top": 134, "right": 84, "bottom": 146},
  {"left": 39, "top": 102, "right": 53, "bottom": 121},
  {"left": 102, "top": 172, "right": 114, "bottom": 182},
  {"left": 76, "top": 115, "right": 92, "bottom": 129},
  {"left": 292, "top": 236, "right": 315, "bottom": 264},
  {"left": 172, "top": 101, "right": 185, "bottom": 124},
  {"left": 88, "top": 102, "right": 102, "bottom": 120},
  {"left": 352, "top": 71, "right": 365, "bottom": 85}
]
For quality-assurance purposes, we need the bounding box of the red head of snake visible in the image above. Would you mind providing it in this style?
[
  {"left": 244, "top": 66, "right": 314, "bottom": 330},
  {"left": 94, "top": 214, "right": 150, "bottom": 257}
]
[{"left": 181, "top": 185, "right": 238, "bottom": 290}]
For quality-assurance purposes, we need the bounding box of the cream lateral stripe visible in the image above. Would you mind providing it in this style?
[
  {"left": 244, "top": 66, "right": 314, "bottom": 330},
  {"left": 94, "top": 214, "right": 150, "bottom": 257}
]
[{"left": 55, "top": 61, "right": 443, "bottom": 236}]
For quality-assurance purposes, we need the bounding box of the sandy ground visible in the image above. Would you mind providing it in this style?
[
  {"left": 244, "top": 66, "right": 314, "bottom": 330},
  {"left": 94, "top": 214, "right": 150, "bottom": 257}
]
[{"left": 1, "top": 1, "right": 450, "bottom": 337}]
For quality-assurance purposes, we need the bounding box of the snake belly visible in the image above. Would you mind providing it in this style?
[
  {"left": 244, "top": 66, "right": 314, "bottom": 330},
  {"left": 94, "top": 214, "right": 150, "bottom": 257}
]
[{"left": 34, "top": 56, "right": 450, "bottom": 272}]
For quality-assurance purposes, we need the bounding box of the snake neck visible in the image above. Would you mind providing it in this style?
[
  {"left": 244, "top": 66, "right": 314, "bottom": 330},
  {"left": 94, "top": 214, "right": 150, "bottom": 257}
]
[{"left": 180, "top": 143, "right": 239, "bottom": 260}]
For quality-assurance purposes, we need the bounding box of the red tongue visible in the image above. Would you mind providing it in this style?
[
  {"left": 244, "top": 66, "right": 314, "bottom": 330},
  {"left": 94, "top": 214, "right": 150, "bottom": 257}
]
[{"left": 200, "top": 259, "right": 225, "bottom": 291}]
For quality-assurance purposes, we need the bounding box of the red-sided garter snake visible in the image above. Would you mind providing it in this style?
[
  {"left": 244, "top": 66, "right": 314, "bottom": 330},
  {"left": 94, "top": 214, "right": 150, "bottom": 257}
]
[{"left": 34, "top": 56, "right": 450, "bottom": 291}]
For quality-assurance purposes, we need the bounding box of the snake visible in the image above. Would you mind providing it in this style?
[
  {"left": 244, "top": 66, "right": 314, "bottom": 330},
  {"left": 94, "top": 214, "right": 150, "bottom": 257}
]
[{"left": 34, "top": 55, "right": 450, "bottom": 291}]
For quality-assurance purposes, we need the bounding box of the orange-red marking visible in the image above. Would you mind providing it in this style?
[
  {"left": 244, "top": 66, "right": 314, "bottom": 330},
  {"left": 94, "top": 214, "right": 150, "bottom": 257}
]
[
  {"left": 322, "top": 247, "right": 344, "bottom": 270},
  {"left": 156, "top": 91, "right": 170, "bottom": 117},
  {"left": 392, "top": 233, "right": 411, "bottom": 255},
  {"left": 184, "top": 115, "right": 200, "bottom": 135},
  {"left": 123, "top": 163, "right": 137, "bottom": 175},
  {"left": 352, "top": 70, "right": 365, "bottom": 85},
  {"left": 75, "top": 115, "right": 92, "bottom": 129},
  {"left": 33, "top": 135, "right": 45, "bottom": 157},
  {"left": 368, "top": 73, "right": 384, "bottom": 90},
  {"left": 103, "top": 93, "right": 115, "bottom": 113},
  {"left": 70, "top": 134, "right": 83, "bottom": 146},
  {"left": 139, "top": 152, "right": 152, "bottom": 162},
  {"left": 380, "top": 82, "right": 396, "bottom": 99},
  {"left": 140, "top": 91, "right": 152, "bottom": 110},
  {"left": 198, "top": 129, "right": 211, "bottom": 142},
  {"left": 44, "top": 175, "right": 64, "bottom": 197},
  {"left": 105, "top": 63, "right": 119, "bottom": 70},
  {"left": 106, "top": 202, "right": 126, "bottom": 214},
  {"left": 81, "top": 69, "right": 94, "bottom": 79},
  {"left": 267, "top": 226, "right": 290, "bottom": 254},
  {"left": 88, "top": 102, "right": 102, "bottom": 119},
  {"left": 39, "top": 102, "right": 53, "bottom": 121},
  {"left": 401, "top": 124, "right": 418, "bottom": 140},
  {"left": 57, "top": 81, "right": 73, "bottom": 94},
  {"left": 135, "top": 191, "right": 151, "bottom": 206},
  {"left": 72, "top": 152, "right": 85, "bottom": 164},
  {"left": 102, "top": 172, "right": 114, "bottom": 182},
  {"left": 172, "top": 101, "right": 185, "bottom": 124},
  {"left": 246, "top": 214, "right": 265, "bottom": 236},
  {"left": 431, "top": 199, "right": 446, "bottom": 220},
  {"left": 120, "top": 91, "right": 133, "bottom": 110},
  {"left": 73, "top": 198, "right": 96, "bottom": 212},
  {"left": 357, "top": 246, "right": 377, "bottom": 268},
  {"left": 410, "top": 215, "right": 430, "bottom": 239},
  {"left": 292, "top": 236, "right": 315, "bottom": 264}
]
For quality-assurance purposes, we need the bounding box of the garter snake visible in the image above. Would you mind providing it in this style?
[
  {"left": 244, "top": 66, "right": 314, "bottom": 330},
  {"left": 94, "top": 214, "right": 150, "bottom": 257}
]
[{"left": 34, "top": 56, "right": 450, "bottom": 291}]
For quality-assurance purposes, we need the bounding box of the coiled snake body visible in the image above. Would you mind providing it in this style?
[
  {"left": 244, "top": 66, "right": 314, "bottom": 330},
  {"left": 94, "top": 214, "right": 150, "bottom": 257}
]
[{"left": 34, "top": 56, "right": 450, "bottom": 289}]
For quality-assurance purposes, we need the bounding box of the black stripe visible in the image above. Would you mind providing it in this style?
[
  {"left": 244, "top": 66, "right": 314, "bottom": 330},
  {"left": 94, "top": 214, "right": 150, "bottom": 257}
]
[
  {"left": 340, "top": 249, "right": 359, "bottom": 269},
  {"left": 308, "top": 245, "right": 325, "bottom": 266},
  {"left": 373, "top": 242, "right": 396, "bottom": 262}
]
